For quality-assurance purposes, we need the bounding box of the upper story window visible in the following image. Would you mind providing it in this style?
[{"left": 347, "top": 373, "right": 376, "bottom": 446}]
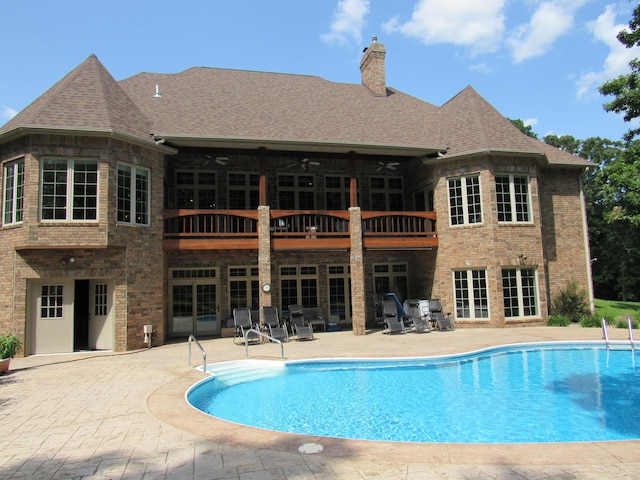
[
  {"left": 176, "top": 171, "right": 216, "bottom": 209},
  {"left": 496, "top": 175, "right": 531, "bottom": 223},
  {"left": 278, "top": 174, "right": 315, "bottom": 209},
  {"left": 117, "top": 163, "right": 150, "bottom": 225},
  {"left": 3, "top": 159, "right": 24, "bottom": 225},
  {"left": 448, "top": 175, "right": 482, "bottom": 226},
  {"left": 370, "top": 176, "right": 403, "bottom": 210},
  {"left": 325, "top": 176, "right": 350, "bottom": 210},
  {"left": 228, "top": 172, "right": 259, "bottom": 209},
  {"left": 41, "top": 158, "right": 98, "bottom": 221}
]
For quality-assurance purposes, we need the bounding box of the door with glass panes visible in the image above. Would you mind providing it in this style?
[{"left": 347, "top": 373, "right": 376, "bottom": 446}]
[{"left": 169, "top": 269, "right": 218, "bottom": 336}]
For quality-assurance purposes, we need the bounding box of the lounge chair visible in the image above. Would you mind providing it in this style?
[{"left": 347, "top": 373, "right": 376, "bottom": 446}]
[
  {"left": 288, "top": 304, "right": 314, "bottom": 341},
  {"left": 233, "top": 308, "right": 260, "bottom": 344},
  {"left": 403, "top": 299, "right": 430, "bottom": 333},
  {"left": 383, "top": 299, "right": 406, "bottom": 334},
  {"left": 429, "top": 299, "right": 455, "bottom": 331},
  {"left": 262, "top": 306, "right": 288, "bottom": 342}
]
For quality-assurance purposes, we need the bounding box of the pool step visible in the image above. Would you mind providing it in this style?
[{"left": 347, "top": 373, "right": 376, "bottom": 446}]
[{"left": 203, "top": 360, "right": 284, "bottom": 386}]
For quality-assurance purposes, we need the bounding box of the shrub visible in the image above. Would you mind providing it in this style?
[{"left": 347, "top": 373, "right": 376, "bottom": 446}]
[
  {"left": 615, "top": 316, "right": 639, "bottom": 329},
  {"left": 0, "top": 334, "right": 22, "bottom": 359},
  {"left": 547, "top": 315, "right": 571, "bottom": 326},
  {"left": 551, "top": 281, "right": 590, "bottom": 323},
  {"left": 580, "top": 315, "right": 602, "bottom": 328}
]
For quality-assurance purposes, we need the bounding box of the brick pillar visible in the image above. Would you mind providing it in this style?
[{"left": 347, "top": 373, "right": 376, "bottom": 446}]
[
  {"left": 349, "top": 207, "right": 366, "bottom": 335},
  {"left": 258, "top": 206, "right": 272, "bottom": 324}
]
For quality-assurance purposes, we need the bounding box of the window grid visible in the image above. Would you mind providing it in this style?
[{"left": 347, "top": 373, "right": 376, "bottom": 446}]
[
  {"left": 3, "top": 160, "right": 24, "bottom": 224},
  {"left": 41, "top": 159, "right": 98, "bottom": 221},
  {"left": 503, "top": 268, "right": 538, "bottom": 317},
  {"left": 228, "top": 172, "right": 259, "bottom": 209},
  {"left": 41, "top": 285, "right": 63, "bottom": 318},
  {"left": 496, "top": 175, "right": 531, "bottom": 223},
  {"left": 94, "top": 283, "right": 108, "bottom": 316},
  {"left": 278, "top": 174, "right": 315, "bottom": 210},
  {"left": 370, "top": 176, "right": 403, "bottom": 211},
  {"left": 118, "top": 163, "right": 150, "bottom": 225},
  {"left": 454, "top": 270, "right": 489, "bottom": 319},
  {"left": 448, "top": 175, "right": 482, "bottom": 226},
  {"left": 176, "top": 171, "right": 216, "bottom": 209}
]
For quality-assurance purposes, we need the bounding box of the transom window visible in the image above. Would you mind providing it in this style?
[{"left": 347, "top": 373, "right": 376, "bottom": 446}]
[
  {"left": 41, "top": 159, "right": 98, "bottom": 221},
  {"left": 448, "top": 175, "right": 482, "bottom": 226},
  {"left": 370, "top": 176, "right": 403, "bottom": 210},
  {"left": 453, "top": 269, "right": 489, "bottom": 319},
  {"left": 278, "top": 174, "right": 315, "bottom": 209},
  {"left": 176, "top": 171, "right": 216, "bottom": 209},
  {"left": 118, "top": 163, "right": 150, "bottom": 225},
  {"left": 3, "top": 159, "right": 24, "bottom": 225},
  {"left": 496, "top": 175, "right": 531, "bottom": 223},
  {"left": 502, "top": 268, "right": 538, "bottom": 317}
]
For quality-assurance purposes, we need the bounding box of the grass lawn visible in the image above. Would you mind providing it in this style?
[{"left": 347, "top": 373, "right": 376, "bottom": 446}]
[{"left": 595, "top": 298, "right": 640, "bottom": 322}]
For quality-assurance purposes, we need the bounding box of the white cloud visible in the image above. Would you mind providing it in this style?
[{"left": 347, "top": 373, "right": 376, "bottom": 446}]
[
  {"left": 524, "top": 117, "right": 539, "bottom": 127},
  {"left": 383, "top": 0, "right": 506, "bottom": 55},
  {"left": 1, "top": 105, "right": 17, "bottom": 121},
  {"left": 321, "top": 0, "right": 370, "bottom": 46},
  {"left": 508, "top": 0, "right": 588, "bottom": 63},
  {"left": 470, "top": 62, "right": 492, "bottom": 74},
  {"left": 575, "top": 5, "right": 640, "bottom": 101}
]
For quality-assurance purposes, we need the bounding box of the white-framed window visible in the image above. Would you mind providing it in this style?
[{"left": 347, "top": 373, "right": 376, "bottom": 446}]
[
  {"left": 448, "top": 175, "right": 482, "bottom": 226},
  {"left": 453, "top": 269, "right": 489, "bottom": 319},
  {"left": 496, "top": 175, "right": 531, "bottom": 223},
  {"left": 176, "top": 170, "right": 216, "bottom": 209},
  {"left": 280, "top": 265, "right": 318, "bottom": 311},
  {"left": 41, "top": 158, "right": 98, "bottom": 221},
  {"left": 278, "top": 174, "right": 315, "bottom": 209},
  {"left": 229, "top": 266, "right": 259, "bottom": 311},
  {"left": 373, "top": 263, "right": 408, "bottom": 301},
  {"left": 41, "top": 285, "right": 64, "bottom": 318},
  {"left": 3, "top": 159, "right": 24, "bottom": 225},
  {"left": 370, "top": 176, "right": 403, "bottom": 210},
  {"left": 117, "top": 163, "right": 150, "bottom": 225},
  {"left": 502, "top": 268, "right": 538, "bottom": 318}
]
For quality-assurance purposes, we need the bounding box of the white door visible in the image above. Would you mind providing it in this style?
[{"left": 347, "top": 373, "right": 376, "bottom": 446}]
[
  {"left": 89, "top": 280, "right": 114, "bottom": 350},
  {"left": 32, "top": 279, "right": 75, "bottom": 354}
]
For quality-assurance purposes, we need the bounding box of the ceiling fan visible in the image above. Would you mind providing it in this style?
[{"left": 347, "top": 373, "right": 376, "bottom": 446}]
[
  {"left": 204, "top": 155, "right": 230, "bottom": 166},
  {"left": 287, "top": 158, "right": 320, "bottom": 171},
  {"left": 374, "top": 161, "right": 400, "bottom": 172}
]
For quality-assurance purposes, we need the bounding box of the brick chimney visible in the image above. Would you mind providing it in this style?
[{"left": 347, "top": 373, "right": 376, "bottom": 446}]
[{"left": 360, "top": 36, "right": 387, "bottom": 97}]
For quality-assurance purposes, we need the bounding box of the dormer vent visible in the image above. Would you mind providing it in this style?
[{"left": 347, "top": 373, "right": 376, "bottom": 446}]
[{"left": 153, "top": 84, "right": 162, "bottom": 98}]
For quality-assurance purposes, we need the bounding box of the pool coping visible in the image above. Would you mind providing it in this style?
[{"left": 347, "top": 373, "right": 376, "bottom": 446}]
[{"left": 148, "top": 352, "right": 640, "bottom": 466}]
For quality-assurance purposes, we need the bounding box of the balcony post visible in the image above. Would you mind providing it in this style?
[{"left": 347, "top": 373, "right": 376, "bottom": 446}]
[
  {"left": 349, "top": 206, "right": 366, "bottom": 335},
  {"left": 258, "top": 206, "right": 272, "bottom": 315}
]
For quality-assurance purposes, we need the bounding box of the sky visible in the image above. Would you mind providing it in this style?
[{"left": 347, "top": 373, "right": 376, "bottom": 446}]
[{"left": 1, "top": 0, "right": 639, "bottom": 142}]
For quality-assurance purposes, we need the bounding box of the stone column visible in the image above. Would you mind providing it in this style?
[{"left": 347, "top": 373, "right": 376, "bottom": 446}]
[
  {"left": 258, "top": 206, "right": 272, "bottom": 321},
  {"left": 349, "top": 206, "right": 366, "bottom": 335}
]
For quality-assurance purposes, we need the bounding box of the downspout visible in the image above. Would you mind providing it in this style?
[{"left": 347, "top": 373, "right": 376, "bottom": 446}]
[{"left": 579, "top": 174, "right": 595, "bottom": 312}]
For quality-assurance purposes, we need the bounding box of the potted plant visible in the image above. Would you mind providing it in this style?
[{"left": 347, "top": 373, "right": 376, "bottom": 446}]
[{"left": 0, "top": 334, "right": 22, "bottom": 373}]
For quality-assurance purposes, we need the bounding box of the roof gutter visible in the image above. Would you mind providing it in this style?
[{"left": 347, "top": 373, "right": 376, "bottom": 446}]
[{"left": 0, "top": 126, "right": 178, "bottom": 154}]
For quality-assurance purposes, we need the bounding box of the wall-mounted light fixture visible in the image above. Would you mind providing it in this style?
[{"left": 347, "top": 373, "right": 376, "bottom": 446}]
[{"left": 62, "top": 257, "right": 75, "bottom": 265}]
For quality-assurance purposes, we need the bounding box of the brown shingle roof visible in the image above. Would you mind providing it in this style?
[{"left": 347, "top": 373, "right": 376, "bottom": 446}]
[
  {"left": 118, "top": 67, "right": 443, "bottom": 154},
  {"left": 0, "top": 55, "right": 154, "bottom": 145}
]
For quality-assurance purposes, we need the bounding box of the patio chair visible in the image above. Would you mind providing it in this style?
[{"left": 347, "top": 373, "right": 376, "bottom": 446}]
[
  {"left": 262, "top": 306, "right": 288, "bottom": 342},
  {"left": 233, "top": 308, "right": 260, "bottom": 344},
  {"left": 428, "top": 299, "right": 455, "bottom": 331},
  {"left": 288, "top": 304, "right": 314, "bottom": 341},
  {"left": 383, "top": 299, "right": 406, "bottom": 334},
  {"left": 403, "top": 299, "right": 430, "bottom": 333}
]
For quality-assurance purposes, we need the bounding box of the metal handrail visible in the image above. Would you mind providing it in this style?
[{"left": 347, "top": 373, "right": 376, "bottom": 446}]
[
  {"left": 244, "top": 328, "right": 284, "bottom": 359},
  {"left": 188, "top": 335, "right": 207, "bottom": 373},
  {"left": 602, "top": 318, "right": 609, "bottom": 349},
  {"left": 628, "top": 316, "right": 636, "bottom": 351}
]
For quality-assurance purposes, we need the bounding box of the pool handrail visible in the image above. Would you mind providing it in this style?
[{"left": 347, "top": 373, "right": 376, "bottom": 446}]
[
  {"left": 244, "top": 328, "right": 284, "bottom": 359},
  {"left": 188, "top": 335, "right": 207, "bottom": 373},
  {"left": 602, "top": 317, "right": 609, "bottom": 348},
  {"left": 629, "top": 316, "right": 636, "bottom": 351}
]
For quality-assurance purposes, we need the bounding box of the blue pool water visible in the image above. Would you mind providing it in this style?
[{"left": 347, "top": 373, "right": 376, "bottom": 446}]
[{"left": 187, "top": 342, "right": 640, "bottom": 443}]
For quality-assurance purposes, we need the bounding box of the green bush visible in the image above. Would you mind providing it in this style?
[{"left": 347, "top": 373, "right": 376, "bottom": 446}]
[
  {"left": 580, "top": 315, "right": 602, "bottom": 328},
  {"left": 547, "top": 315, "right": 571, "bottom": 326},
  {"left": 615, "top": 317, "right": 639, "bottom": 329},
  {"left": 551, "top": 281, "right": 590, "bottom": 323}
]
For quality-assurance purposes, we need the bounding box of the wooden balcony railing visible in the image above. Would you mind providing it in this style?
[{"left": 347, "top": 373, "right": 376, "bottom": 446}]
[{"left": 163, "top": 209, "right": 437, "bottom": 250}]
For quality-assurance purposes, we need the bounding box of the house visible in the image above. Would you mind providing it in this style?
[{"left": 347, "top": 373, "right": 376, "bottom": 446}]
[{"left": 0, "top": 39, "right": 593, "bottom": 354}]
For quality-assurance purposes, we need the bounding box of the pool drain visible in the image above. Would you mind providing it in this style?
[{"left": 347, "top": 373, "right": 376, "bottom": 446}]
[{"left": 298, "top": 443, "right": 323, "bottom": 454}]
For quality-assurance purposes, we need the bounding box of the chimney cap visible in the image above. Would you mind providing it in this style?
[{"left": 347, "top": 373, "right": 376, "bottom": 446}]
[{"left": 372, "top": 35, "right": 378, "bottom": 43}]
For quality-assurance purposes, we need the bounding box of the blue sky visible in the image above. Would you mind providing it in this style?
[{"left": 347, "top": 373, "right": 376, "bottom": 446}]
[{"left": 1, "top": 0, "right": 638, "bottom": 141}]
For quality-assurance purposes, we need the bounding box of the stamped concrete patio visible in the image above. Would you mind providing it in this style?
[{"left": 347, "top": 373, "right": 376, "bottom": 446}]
[{"left": 2, "top": 326, "right": 640, "bottom": 479}]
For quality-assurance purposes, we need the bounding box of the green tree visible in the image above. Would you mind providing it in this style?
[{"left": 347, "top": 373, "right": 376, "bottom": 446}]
[
  {"left": 599, "top": 4, "right": 640, "bottom": 141},
  {"left": 509, "top": 118, "right": 538, "bottom": 138}
]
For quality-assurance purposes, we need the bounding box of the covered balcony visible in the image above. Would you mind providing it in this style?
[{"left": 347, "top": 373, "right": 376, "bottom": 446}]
[{"left": 163, "top": 209, "right": 437, "bottom": 250}]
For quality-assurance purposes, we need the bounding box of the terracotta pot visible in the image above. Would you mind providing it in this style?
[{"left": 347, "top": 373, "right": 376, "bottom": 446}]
[{"left": 0, "top": 358, "right": 10, "bottom": 373}]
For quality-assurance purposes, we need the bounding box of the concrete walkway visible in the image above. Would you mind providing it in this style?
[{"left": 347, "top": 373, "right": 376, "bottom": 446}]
[{"left": 2, "top": 326, "right": 640, "bottom": 479}]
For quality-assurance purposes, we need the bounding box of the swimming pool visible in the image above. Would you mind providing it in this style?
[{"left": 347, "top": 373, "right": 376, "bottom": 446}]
[{"left": 186, "top": 342, "right": 640, "bottom": 443}]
